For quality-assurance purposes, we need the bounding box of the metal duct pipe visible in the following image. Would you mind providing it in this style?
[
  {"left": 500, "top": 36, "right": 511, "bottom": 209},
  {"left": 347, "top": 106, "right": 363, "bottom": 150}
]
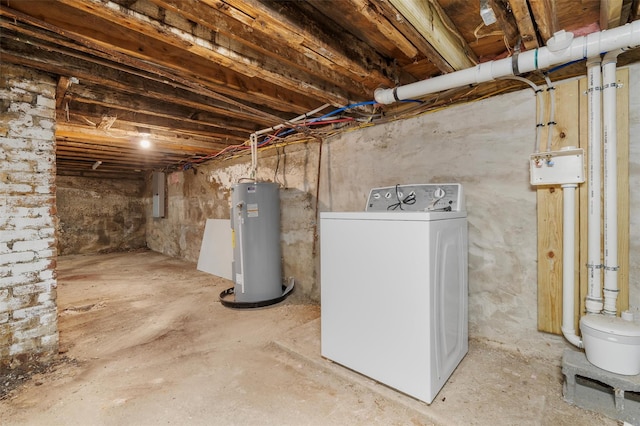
[{"left": 374, "top": 21, "right": 640, "bottom": 104}]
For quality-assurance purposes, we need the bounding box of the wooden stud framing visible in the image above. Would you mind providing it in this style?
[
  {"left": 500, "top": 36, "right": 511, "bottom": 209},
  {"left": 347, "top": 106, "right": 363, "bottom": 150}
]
[{"left": 539, "top": 69, "right": 629, "bottom": 335}]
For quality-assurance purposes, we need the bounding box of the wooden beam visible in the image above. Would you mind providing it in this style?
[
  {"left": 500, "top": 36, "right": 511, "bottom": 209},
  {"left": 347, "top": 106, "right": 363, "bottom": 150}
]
[
  {"left": 56, "top": 122, "right": 222, "bottom": 153},
  {"left": 210, "top": 0, "right": 395, "bottom": 84},
  {"left": 600, "top": 0, "right": 624, "bottom": 29},
  {"left": 0, "top": 34, "right": 282, "bottom": 125},
  {"left": 387, "top": 0, "right": 478, "bottom": 70},
  {"left": 489, "top": 0, "right": 521, "bottom": 45},
  {"left": 528, "top": 0, "right": 558, "bottom": 43},
  {"left": 507, "top": 0, "right": 540, "bottom": 49},
  {"left": 369, "top": 0, "right": 454, "bottom": 74},
  {"left": 52, "top": 0, "right": 353, "bottom": 105},
  {"left": 55, "top": 164, "right": 147, "bottom": 179},
  {"left": 61, "top": 106, "right": 247, "bottom": 143},
  {"left": 537, "top": 79, "right": 580, "bottom": 334},
  {"left": 65, "top": 86, "right": 254, "bottom": 134},
  {"left": 0, "top": 6, "right": 321, "bottom": 117},
  {"left": 55, "top": 76, "right": 73, "bottom": 109},
  {"left": 632, "top": 0, "right": 640, "bottom": 20},
  {"left": 306, "top": 0, "right": 417, "bottom": 61},
  {"left": 57, "top": 149, "right": 181, "bottom": 165},
  {"left": 540, "top": 71, "right": 630, "bottom": 335},
  {"left": 149, "top": 0, "right": 386, "bottom": 93}
]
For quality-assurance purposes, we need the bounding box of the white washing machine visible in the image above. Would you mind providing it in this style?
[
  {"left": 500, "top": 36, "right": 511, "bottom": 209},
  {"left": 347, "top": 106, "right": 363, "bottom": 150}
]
[{"left": 320, "top": 183, "right": 468, "bottom": 404}]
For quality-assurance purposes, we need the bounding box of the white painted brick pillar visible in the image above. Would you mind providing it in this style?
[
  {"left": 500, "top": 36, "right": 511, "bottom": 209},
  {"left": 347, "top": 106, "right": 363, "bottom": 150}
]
[{"left": 0, "top": 63, "right": 58, "bottom": 367}]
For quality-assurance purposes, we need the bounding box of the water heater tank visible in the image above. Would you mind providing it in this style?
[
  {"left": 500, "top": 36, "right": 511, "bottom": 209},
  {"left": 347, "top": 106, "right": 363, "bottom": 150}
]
[{"left": 230, "top": 182, "right": 282, "bottom": 303}]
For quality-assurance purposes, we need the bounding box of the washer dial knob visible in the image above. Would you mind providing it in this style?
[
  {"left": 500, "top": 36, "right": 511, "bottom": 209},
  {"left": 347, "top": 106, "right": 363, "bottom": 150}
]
[{"left": 434, "top": 187, "right": 446, "bottom": 199}]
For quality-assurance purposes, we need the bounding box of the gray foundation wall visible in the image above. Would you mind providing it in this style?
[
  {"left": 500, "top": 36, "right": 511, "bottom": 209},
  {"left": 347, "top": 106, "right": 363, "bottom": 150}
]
[
  {"left": 56, "top": 176, "right": 146, "bottom": 255},
  {"left": 145, "top": 64, "right": 640, "bottom": 360}
]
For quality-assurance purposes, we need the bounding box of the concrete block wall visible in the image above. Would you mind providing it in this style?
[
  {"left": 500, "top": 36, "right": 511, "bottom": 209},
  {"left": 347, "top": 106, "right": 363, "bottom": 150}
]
[{"left": 0, "top": 64, "right": 58, "bottom": 367}]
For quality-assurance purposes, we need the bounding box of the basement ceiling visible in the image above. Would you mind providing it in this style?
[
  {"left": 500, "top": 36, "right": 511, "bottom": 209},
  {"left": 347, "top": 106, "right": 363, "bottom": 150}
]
[{"left": 2, "top": 0, "right": 640, "bottom": 178}]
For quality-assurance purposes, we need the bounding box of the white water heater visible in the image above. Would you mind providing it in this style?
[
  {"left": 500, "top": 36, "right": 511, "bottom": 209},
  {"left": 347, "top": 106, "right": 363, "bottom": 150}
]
[{"left": 230, "top": 182, "right": 282, "bottom": 303}]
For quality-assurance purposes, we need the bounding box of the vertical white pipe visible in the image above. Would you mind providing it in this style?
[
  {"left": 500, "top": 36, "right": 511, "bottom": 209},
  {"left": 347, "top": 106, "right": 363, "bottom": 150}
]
[
  {"left": 250, "top": 133, "right": 258, "bottom": 181},
  {"left": 585, "top": 57, "right": 604, "bottom": 314},
  {"left": 562, "top": 182, "right": 583, "bottom": 348},
  {"left": 498, "top": 76, "right": 544, "bottom": 153},
  {"left": 543, "top": 75, "right": 556, "bottom": 153},
  {"left": 602, "top": 49, "right": 623, "bottom": 316}
]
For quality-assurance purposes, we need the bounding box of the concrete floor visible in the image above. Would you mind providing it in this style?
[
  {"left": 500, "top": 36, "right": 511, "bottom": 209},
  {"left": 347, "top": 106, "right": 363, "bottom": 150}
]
[{"left": 0, "top": 251, "right": 614, "bottom": 425}]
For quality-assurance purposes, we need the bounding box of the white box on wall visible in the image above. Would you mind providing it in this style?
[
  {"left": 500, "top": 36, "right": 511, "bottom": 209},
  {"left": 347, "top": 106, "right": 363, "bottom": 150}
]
[
  {"left": 152, "top": 171, "right": 165, "bottom": 218},
  {"left": 530, "top": 148, "right": 585, "bottom": 186}
]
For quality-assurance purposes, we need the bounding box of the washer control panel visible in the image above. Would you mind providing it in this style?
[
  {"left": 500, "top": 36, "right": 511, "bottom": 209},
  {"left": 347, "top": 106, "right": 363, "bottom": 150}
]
[{"left": 365, "top": 183, "right": 464, "bottom": 212}]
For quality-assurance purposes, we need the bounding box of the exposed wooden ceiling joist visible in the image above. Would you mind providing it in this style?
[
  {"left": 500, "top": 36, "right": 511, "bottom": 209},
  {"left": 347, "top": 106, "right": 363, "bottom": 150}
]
[
  {"left": 529, "top": 0, "right": 559, "bottom": 42},
  {"left": 1, "top": 0, "right": 637, "bottom": 177},
  {"left": 601, "top": 0, "right": 624, "bottom": 29},
  {"left": 387, "top": 0, "right": 479, "bottom": 70},
  {"left": 508, "top": 0, "right": 541, "bottom": 48}
]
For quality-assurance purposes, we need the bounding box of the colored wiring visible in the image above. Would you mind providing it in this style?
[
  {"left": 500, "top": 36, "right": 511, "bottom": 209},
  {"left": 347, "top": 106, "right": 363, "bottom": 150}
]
[
  {"left": 545, "top": 59, "right": 585, "bottom": 75},
  {"left": 173, "top": 58, "right": 586, "bottom": 172},
  {"left": 175, "top": 105, "right": 367, "bottom": 169}
]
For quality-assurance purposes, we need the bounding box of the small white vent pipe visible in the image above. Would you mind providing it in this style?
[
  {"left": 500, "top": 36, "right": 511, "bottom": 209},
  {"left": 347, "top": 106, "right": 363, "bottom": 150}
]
[
  {"left": 561, "top": 181, "right": 583, "bottom": 348},
  {"left": 602, "top": 48, "right": 624, "bottom": 316},
  {"left": 374, "top": 21, "right": 640, "bottom": 105}
]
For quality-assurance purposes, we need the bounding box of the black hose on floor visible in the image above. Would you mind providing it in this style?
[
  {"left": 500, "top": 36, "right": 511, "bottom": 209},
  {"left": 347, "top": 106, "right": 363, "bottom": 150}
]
[{"left": 219, "top": 281, "right": 294, "bottom": 309}]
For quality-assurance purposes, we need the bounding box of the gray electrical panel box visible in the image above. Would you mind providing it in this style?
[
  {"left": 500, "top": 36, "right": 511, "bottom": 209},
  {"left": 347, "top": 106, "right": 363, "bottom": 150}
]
[{"left": 152, "top": 171, "right": 165, "bottom": 218}]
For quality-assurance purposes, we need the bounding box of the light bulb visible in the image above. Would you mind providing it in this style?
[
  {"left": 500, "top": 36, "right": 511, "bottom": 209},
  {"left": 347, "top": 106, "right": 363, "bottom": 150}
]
[{"left": 140, "top": 137, "right": 151, "bottom": 148}]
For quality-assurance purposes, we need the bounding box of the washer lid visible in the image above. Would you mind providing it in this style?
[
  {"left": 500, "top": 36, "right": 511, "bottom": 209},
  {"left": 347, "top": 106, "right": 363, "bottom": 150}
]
[{"left": 581, "top": 314, "right": 640, "bottom": 337}]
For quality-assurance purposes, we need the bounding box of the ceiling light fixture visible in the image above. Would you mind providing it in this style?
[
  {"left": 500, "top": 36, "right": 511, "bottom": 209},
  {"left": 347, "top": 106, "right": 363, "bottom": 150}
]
[
  {"left": 140, "top": 133, "right": 151, "bottom": 149},
  {"left": 480, "top": 0, "right": 497, "bottom": 26}
]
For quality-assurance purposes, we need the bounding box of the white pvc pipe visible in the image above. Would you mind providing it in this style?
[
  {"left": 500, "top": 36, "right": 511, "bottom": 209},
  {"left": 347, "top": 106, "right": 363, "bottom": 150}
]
[
  {"left": 561, "top": 182, "right": 583, "bottom": 348},
  {"left": 543, "top": 75, "right": 556, "bottom": 152},
  {"left": 498, "top": 76, "right": 544, "bottom": 152},
  {"left": 374, "top": 21, "right": 640, "bottom": 104},
  {"left": 602, "top": 49, "right": 624, "bottom": 316},
  {"left": 585, "top": 57, "right": 604, "bottom": 314}
]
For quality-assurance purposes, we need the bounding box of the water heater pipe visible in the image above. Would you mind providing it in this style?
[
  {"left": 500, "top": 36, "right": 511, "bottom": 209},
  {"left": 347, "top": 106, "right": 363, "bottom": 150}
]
[
  {"left": 602, "top": 48, "right": 624, "bottom": 316},
  {"left": 374, "top": 21, "right": 640, "bottom": 104},
  {"left": 249, "top": 103, "right": 332, "bottom": 181},
  {"left": 585, "top": 57, "right": 604, "bottom": 314},
  {"left": 561, "top": 182, "right": 583, "bottom": 348}
]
